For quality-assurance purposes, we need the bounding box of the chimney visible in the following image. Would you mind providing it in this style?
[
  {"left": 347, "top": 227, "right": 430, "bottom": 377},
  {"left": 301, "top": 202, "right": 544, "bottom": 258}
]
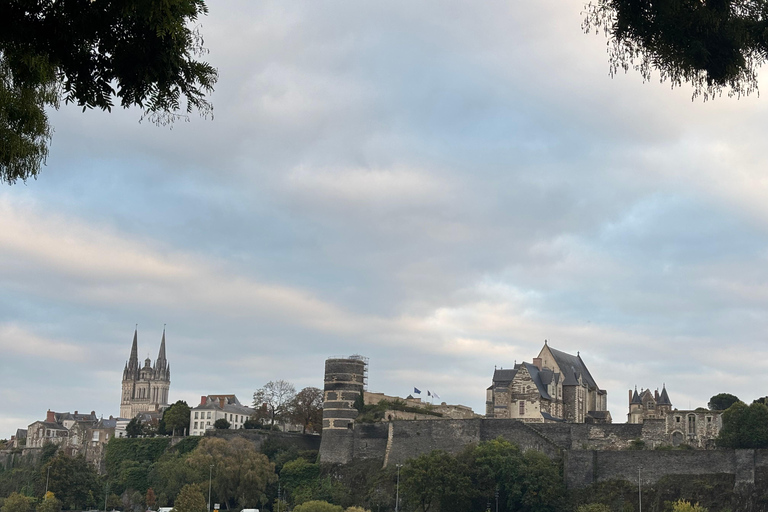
[
  {"left": 74, "top": 410, "right": 78, "bottom": 415},
  {"left": 532, "top": 358, "right": 542, "bottom": 370},
  {"left": 46, "top": 410, "right": 55, "bottom": 423},
  {"left": 91, "top": 411, "right": 95, "bottom": 416},
  {"left": 628, "top": 390, "right": 632, "bottom": 404},
  {"left": 654, "top": 390, "right": 659, "bottom": 401},
  {"left": 201, "top": 395, "right": 207, "bottom": 406},
  {"left": 219, "top": 398, "right": 225, "bottom": 408}
]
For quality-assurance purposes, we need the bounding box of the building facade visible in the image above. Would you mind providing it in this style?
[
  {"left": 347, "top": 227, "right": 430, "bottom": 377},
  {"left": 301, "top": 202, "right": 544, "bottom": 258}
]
[
  {"left": 486, "top": 341, "right": 610, "bottom": 423},
  {"left": 190, "top": 395, "right": 254, "bottom": 436},
  {"left": 627, "top": 385, "right": 722, "bottom": 448},
  {"left": 120, "top": 328, "right": 171, "bottom": 418}
]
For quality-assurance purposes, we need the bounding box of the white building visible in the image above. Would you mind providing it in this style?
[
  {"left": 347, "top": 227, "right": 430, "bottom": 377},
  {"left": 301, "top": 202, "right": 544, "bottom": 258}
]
[{"left": 190, "top": 395, "right": 254, "bottom": 435}]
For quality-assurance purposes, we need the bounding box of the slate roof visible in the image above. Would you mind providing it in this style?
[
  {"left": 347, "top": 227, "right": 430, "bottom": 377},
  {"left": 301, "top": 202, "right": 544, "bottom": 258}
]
[
  {"left": 492, "top": 368, "right": 518, "bottom": 383},
  {"left": 521, "top": 362, "right": 552, "bottom": 401},
  {"left": 548, "top": 346, "right": 598, "bottom": 390},
  {"left": 658, "top": 386, "right": 672, "bottom": 406},
  {"left": 541, "top": 411, "right": 565, "bottom": 422},
  {"left": 631, "top": 389, "right": 641, "bottom": 404}
]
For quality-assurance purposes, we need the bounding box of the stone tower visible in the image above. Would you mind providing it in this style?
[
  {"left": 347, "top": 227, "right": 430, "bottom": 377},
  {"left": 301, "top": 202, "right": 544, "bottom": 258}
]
[
  {"left": 120, "top": 328, "right": 171, "bottom": 418},
  {"left": 318, "top": 355, "right": 367, "bottom": 463}
]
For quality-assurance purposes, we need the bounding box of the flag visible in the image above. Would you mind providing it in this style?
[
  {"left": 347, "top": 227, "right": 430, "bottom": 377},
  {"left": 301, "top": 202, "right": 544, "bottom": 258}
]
[
  {"left": 414, "top": 387, "right": 421, "bottom": 394},
  {"left": 427, "top": 391, "right": 431, "bottom": 397},
  {"left": 433, "top": 392, "right": 440, "bottom": 399}
]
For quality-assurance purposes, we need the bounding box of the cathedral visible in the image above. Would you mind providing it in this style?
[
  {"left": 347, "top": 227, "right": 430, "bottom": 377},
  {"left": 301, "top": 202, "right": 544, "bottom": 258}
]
[{"left": 119, "top": 328, "right": 171, "bottom": 418}]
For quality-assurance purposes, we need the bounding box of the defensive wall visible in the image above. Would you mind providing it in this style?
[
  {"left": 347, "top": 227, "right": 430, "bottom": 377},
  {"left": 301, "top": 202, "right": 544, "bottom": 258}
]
[
  {"left": 565, "top": 449, "right": 768, "bottom": 488},
  {"left": 319, "top": 418, "right": 768, "bottom": 490},
  {"left": 0, "top": 447, "right": 43, "bottom": 471},
  {"left": 319, "top": 418, "right": 676, "bottom": 466},
  {"left": 205, "top": 429, "right": 321, "bottom": 452}
]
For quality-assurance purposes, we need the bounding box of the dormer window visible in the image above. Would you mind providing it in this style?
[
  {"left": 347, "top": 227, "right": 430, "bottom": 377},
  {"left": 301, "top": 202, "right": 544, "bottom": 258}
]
[{"left": 648, "top": 402, "right": 655, "bottom": 410}]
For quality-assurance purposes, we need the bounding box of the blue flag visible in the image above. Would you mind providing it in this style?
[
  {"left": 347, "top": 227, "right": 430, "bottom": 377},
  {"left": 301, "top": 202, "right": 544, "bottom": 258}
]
[{"left": 414, "top": 387, "right": 421, "bottom": 394}]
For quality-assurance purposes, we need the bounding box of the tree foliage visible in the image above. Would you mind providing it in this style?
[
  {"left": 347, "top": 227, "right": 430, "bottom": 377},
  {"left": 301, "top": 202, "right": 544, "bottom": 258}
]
[
  {"left": 163, "top": 401, "right": 192, "bottom": 436},
  {"left": 253, "top": 380, "right": 297, "bottom": 428},
  {"left": 0, "top": 492, "right": 32, "bottom": 512},
  {"left": 292, "top": 501, "right": 343, "bottom": 512},
  {"left": 213, "top": 418, "right": 231, "bottom": 430},
  {"left": 708, "top": 393, "right": 740, "bottom": 411},
  {"left": 37, "top": 492, "right": 62, "bottom": 512},
  {"left": 583, "top": 0, "right": 768, "bottom": 99},
  {"left": 187, "top": 437, "right": 277, "bottom": 509},
  {"left": 172, "top": 484, "right": 207, "bottom": 512},
  {"left": 671, "top": 499, "right": 709, "bottom": 512},
  {"left": 289, "top": 387, "right": 324, "bottom": 434},
  {"left": 0, "top": 0, "right": 218, "bottom": 184},
  {"left": 717, "top": 401, "right": 768, "bottom": 448},
  {"left": 42, "top": 452, "right": 99, "bottom": 510}
]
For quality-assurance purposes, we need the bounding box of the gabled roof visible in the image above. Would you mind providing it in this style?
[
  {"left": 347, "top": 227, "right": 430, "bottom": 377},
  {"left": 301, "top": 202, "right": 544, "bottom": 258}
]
[{"left": 547, "top": 346, "right": 598, "bottom": 390}]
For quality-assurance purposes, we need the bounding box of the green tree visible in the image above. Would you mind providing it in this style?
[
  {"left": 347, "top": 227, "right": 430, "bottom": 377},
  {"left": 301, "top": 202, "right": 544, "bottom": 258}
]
[
  {"left": 187, "top": 437, "right": 277, "bottom": 509},
  {"left": 401, "top": 450, "right": 473, "bottom": 512},
  {"left": 583, "top": 0, "right": 767, "bottom": 99},
  {"left": 576, "top": 505, "right": 610, "bottom": 512},
  {"left": 717, "top": 401, "right": 768, "bottom": 448},
  {"left": 172, "top": 485, "right": 207, "bottom": 512},
  {"left": 163, "top": 401, "right": 192, "bottom": 437},
  {"left": 253, "top": 380, "right": 297, "bottom": 428},
  {"left": 708, "top": 393, "right": 740, "bottom": 411},
  {"left": 213, "top": 418, "right": 231, "bottom": 430},
  {"left": 126, "top": 417, "right": 143, "bottom": 438},
  {"left": 148, "top": 452, "right": 206, "bottom": 505},
  {"left": 292, "top": 501, "right": 343, "bottom": 512},
  {"left": 0, "top": 0, "right": 217, "bottom": 184},
  {"left": 289, "top": 387, "right": 324, "bottom": 434},
  {"left": 43, "top": 452, "right": 99, "bottom": 510},
  {"left": 37, "top": 492, "right": 62, "bottom": 512},
  {"left": 671, "top": 500, "right": 708, "bottom": 512},
  {"left": 1, "top": 492, "right": 33, "bottom": 512}
]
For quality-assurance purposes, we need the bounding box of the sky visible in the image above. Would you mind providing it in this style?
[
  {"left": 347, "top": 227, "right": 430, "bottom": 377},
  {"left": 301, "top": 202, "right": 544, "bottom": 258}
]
[{"left": 3, "top": 0, "right": 768, "bottom": 438}]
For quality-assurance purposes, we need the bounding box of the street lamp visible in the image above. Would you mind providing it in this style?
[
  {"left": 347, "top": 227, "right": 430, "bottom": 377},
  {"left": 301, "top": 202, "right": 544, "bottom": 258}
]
[
  {"left": 208, "top": 464, "right": 214, "bottom": 512},
  {"left": 395, "top": 464, "right": 402, "bottom": 512},
  {"left": 45, "top": 465, "right": 51, "bottom": 494}
]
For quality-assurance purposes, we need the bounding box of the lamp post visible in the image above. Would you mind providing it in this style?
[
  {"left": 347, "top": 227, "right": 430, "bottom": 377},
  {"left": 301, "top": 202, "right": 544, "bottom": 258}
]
[
  {"left": 638, "top": 467, "right": 642, "bottom": 512},
  {"left": 208, "top": 464, "right": 213, "bottom": 512},
  {"left": 395, "top": 464, "right": 402, "bottom": 512},
  {"left": 45, "top": 465, "right": 51, "bottom": 494}
]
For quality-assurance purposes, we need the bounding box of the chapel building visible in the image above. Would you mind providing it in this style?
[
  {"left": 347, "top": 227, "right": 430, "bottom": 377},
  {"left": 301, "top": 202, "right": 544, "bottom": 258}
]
[
  {"left": 119, "top": 328, "right": 171, "bottom": 418},
  {"left": 485, "top": 341, "right": 610, "bottom": 423}
]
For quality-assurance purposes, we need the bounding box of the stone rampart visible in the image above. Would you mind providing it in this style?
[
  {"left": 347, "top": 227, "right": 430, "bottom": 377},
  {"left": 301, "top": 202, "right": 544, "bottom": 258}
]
[
  {"left": 564, "top": 449, "right": 765, "bottom": 488},
  {"left": 206, "top": 429, "right": 321, "bottom": 452},
  {"left": 0, "top": 447, "right": 42, "bottom": 471}
]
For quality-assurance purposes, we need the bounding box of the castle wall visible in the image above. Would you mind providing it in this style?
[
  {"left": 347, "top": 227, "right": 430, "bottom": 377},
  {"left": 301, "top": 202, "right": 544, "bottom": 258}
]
[{"left": 564, "top": 449, "right": 764, "bottom": 488}]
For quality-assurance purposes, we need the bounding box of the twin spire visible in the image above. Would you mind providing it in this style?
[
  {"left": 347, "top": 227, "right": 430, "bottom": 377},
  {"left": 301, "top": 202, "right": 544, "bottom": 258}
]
[{"left": 122, "top": 326, "right": 170, "bottom": 382}]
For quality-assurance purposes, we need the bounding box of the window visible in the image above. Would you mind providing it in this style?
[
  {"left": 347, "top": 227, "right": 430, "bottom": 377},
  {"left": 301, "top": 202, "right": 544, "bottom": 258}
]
[
  {"left": 648, "top": 402, "right": 655, "bottom": 410},
  {"left": 195, "top": 412, "right": 199, "bottom": 419},
  {"left": 92, "top": 432, "right": 100, "bottom": 442},
  {"left": 688, "top": 415, "right": 696, "bottom": 435},
  {"left": 206, "top": 421, "right": 210, "bottom": 426},
  {"left": 229, "top": 414, "right": 233, "bottom": 421},
  {"left": 194, "top": 421, "right": 198, "bottom": 429},
  {"left": 207, "top": 412, "right": 211, "bottom": 419},
  {"left": 707, "top": 416, "right": 712, "bottom": 423},
  {"left": 676, "top": 416, "right": 681, "bottom": 423},
  {"left": 519, "top": 401, "right": 525, "bottom": 415}
]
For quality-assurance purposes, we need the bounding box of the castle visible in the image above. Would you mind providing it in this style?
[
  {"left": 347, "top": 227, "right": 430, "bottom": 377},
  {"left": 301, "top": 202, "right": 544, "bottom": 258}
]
[
  {"left": 119, "top": 328, "right": 171, "bottom": 418},
  {"left": 485, "top": 342, "right": 611, "bottom": 423}
]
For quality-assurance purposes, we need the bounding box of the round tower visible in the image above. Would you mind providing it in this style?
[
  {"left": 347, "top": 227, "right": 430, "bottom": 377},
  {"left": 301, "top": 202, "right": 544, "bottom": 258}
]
[{"left": 319, "top": 355, "right": 367, "bottom": 464}]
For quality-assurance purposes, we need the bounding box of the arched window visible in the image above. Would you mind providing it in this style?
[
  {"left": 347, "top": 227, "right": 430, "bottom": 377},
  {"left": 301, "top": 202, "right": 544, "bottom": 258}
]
[{"left": 688, "top": 414, "right": 696, "bottom": 435}]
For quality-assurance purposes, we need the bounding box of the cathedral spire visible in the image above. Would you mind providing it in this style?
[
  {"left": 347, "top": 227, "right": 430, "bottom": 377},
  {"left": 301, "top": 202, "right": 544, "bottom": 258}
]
[{"left": 126, "top": 327, "right": 139, "bottom": 377}]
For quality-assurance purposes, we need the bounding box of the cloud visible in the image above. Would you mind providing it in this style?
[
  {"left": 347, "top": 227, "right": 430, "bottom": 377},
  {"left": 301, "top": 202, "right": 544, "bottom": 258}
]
[{"left": 0, "top": 324, "right": 87, "bottom": 362}]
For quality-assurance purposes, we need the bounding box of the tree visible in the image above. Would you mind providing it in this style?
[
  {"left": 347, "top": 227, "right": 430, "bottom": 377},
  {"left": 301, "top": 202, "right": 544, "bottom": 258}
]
[
  {"left": 401, "top": 450, "right": 473, "bottom": 512},
  {"left": 577, "top": 506, "right": 610, "bottom": 512},
  {"left": 126, "top": 417, "right": 143, "bottom": 438},
  {"left": 292, "top": 502, "right": 343, "bottom": 512},
  {"left": 163, "top": 401, "right": 192, "bottom": 436},
  {"left": 717, "top": 401, "right": 768, "bottom": 448},
  {"left": 146, "top": 488, "right": 157, "bottom": 511},
  {"left": 1, "top": 492, "right": 32, "bottom": 512},
  {"left": 289, "top": 387, "right": 324, "bottom": 434},
  {"left": 0, "top": 0, "right": 217, "bottom": 184},
  {"left": 671, "top": 500, "right": 708, "bottom": 512},
  {"left": 583, "top": 0, "right": 768, "bottom": 99},
  {"left": 172, "top": 485, "right": 207, "bottom": 512},
  {"left": 253, "top": 380, "right": 297, "bottom": 428},
  {"left": 37, "top": 492, "right": 62, "bottom": 512},
  {"left": 42, "top": 452, "right": 99, "bottom": 510},
  {"left": 708, "top": 393, "right": 740, "bottom": 411},
  {"left": 187, "top": 437, "right": 277, "bottom": 510},
  {"left": 213, "top": 418, "right": 231, "bottom": 430}
]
